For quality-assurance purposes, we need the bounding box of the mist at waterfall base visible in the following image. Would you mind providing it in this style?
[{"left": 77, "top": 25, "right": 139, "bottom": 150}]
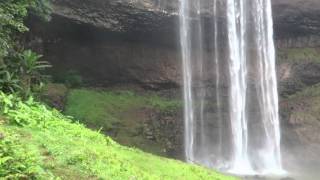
[{"left": 179, "top": 0, "right": 286, "bottom": 177}]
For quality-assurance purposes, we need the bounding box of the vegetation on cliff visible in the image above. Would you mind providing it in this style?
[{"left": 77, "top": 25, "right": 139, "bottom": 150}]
[
  {"left": 0, "top": 0, "right": 51, "bottom": 58},
  {"left": 0, "top": 0, "right": 51, "bottom": 97}
]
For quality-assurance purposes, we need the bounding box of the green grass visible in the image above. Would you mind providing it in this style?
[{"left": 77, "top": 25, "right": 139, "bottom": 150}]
[
  {"left": 0, "top": 93, "right": 237, "bottom": 179},
  {"left": 64, "top": 89, "right": 182, "bottom": 155},
  {"left": 65, "top": 89, "right": 181, "bottom": 130}
]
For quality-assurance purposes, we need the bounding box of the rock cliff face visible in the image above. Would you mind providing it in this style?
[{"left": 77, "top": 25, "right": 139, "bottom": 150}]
[
  {"left": 280, "top": 85, "right": 320, "bottom": 170},
  {"left": 27, "top": 0, "right": 320, "bottom": 168},
  {"left": 52, "top": 0, "right": 179, "bottom": 32},
  {"left": 28, "top": 0, "right": 320, "bottom": 89},
  {"left": 26, "top": 15, "right": 181, "bottom": 89},
  {"left": 51, "top": 0, "right": 320, "bottom": 38}
]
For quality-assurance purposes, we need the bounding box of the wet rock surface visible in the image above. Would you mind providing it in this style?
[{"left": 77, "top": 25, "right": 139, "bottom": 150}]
[
  {"left": 278, "top": 61, "right": 320, "bottom": 97},
  {"left": 145, "top": 108, "right": 183, "bottom": 158},
  {"left": 26, "top": 15, "right": 181, "bottom": 89},
  {"left": 51, "top": 0, "right": 320, "bottom": 39},
  {"left": 280, "top": 85, "right": 320, "bottom": 171},
  {"left": 27, "top": 0, "right": 320, "bottom": 90}
]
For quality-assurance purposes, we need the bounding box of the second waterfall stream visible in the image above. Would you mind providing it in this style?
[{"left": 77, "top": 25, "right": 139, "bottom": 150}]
[{"left": 179, "top": 0, "right": 285, "bottom": 175}]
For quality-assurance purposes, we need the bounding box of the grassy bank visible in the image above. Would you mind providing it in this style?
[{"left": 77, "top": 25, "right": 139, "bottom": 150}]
[
  {"left": 64, "top": 89, "right": 181, "bottom": 130},
  {"left": 64, "top": 89, "right": 182, "bottom": 155},
  {"left": 0, "top": 93, "right": 236, "bottom": 179}
]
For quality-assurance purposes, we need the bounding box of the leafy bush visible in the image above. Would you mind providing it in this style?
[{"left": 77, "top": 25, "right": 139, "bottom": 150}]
[
  {"left": 0, "top": 0, "right": 52, "bottom": 97},
  {"left": 0, "top": 0, "right": 51, "bottom": 58},
  {"left": 19, "top": 50, "right": 52, "bottom": 95},
  {"left": 0, "top": 71, "right": 21, "bottom": 94},
  {"left": 0, "top": 50, "right": 51, "bottom": 97},
  {"left": 0, "top": 92, "right": 16, "bottom": 115}
]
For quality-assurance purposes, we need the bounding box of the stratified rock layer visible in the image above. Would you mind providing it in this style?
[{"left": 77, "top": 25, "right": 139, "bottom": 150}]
[{"left": 27, "top": 0, "right": 320, "bottom": 89}]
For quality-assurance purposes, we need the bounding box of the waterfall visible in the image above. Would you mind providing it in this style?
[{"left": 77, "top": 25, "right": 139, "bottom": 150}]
[
  {"left": 179, "top": 0, "right": 285, "bottom": 175},
  {"left": 226, "top": 0, "right": 252, "bottom": 173}
]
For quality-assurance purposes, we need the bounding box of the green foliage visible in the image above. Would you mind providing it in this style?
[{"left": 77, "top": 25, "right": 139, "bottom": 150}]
[
  {"left": 65, "top": 89, "right": 142, "bottom": 130},
  {"left": 0, "top": 1, "right": 28, "bottom": 57},
  {"left": 0, "top": 0, "right": 52, "bottom": 97},
  {"left": 0, "top": 0, "right": 51, "bottom": 58},
  {"left": 0, "top": 92, "right": 16, "bottom": 114},
  {"left": 0, "top": 71, "right": 22, "bottom": 94},
  {"left": 65, "top": 89, "right": 181, "bottom": 130},
  {"left": 0, "top": 92, "right": 237, "bottom": 180},
  {"left": 0, "top": 128, "right": 43, "bottom": 179},
  {"left": 30, "top": 0, "right": 52, "bottom": 21},
  {"left": 64, "top": 89, "right": 182, "bottom": 156},
  {"left": 0, "top": 50, "right": 51, "bottom": 97},
  {"left": 21, "top": 50, "right": 50, "bottom": 73},
  {"left": 20, "top": 50, "right": 52, "bottom": 95},
  {"left": 147, "top": 95, "right": 182, "bottom": 113}
]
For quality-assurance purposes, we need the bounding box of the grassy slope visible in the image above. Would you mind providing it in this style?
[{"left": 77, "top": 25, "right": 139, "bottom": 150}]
[
  {"left": 64, "top": 89, "right": 181, "bottom": 129},
  {"left": 0, "top": 94, "right": 237, "bottom": 180},
  {"left": 64, "top": 89, "right": 181, "bottom": 155}
]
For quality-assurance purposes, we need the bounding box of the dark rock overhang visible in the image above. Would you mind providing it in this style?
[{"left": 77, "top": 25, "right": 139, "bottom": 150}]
[{"left": 51, "top": 0, "right": 320, "bottom": 40}]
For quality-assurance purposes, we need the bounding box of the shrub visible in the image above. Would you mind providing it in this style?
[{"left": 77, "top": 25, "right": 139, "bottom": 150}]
[
  {"left": 0, "top": 0, "right": 52, "bottom": 97},
  {"left": 0, "top": 50, "right": 51, "bottom": 98},
  {"left": 0, "top": 0, "right": 51, "bottom": 58}
]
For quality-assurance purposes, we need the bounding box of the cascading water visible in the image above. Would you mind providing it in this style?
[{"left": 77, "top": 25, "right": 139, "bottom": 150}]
[{"left": 179, "top": 0, "right": 285, "bottom": 175}]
